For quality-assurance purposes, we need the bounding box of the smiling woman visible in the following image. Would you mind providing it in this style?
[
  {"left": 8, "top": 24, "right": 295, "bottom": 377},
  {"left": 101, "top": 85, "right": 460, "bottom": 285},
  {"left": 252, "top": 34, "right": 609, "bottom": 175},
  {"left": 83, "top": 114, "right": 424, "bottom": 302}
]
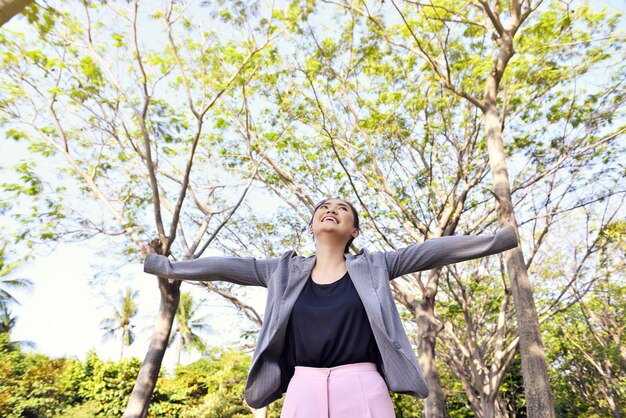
[
  {"left": 309, "top": 198, "right": 360, "bottom": 256},
  {"left": 142, "top": 197, "right": 519, "bottom": 417}
]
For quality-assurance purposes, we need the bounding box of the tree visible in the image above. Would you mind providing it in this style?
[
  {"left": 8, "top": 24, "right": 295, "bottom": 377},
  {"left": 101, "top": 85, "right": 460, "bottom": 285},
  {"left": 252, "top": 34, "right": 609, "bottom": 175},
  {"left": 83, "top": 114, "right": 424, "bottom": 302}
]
[
  {"left": 0, "top": 243, "right": 32, "bottom": 315},
  {"left": 101, "top": 287, "right": 139, "bottom": 361},
  {"left": 547, "top": 284, "right": 626, "bottom": 417},
  {"left": 207, "top": 1, "right": 624, "bottom": 416},
  {"left": 436, "top": 190, "right": 624, "bottom": 417},
  {"left": 546, "top": 220, "right": 626, "bottom": 417},
  {"left": 169, "top": 291, "right": 210, "bottom": 365},
  {"left": 0, "top": 1, "right": 278, "bottom": 415},
  {"left": 344, "top": 1, "right": 625, "bottom": 416}
]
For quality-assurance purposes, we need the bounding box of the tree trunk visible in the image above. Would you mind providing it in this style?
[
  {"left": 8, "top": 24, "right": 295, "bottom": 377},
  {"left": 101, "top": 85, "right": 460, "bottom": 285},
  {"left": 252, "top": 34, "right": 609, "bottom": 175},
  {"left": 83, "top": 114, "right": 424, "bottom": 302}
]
[
  {"left": 120, "top": 330, "right": 125, "bottom": 361},
  {"left": 0, "top": 0, "right": 32, "bottom": 26},
  {"left": 175, "top": 330, "right": 182, "bottom": 365},
  {"left": 605, "top": 389, "right": 622, "bottom": 418},
  {"left": 496, "top": 394, "right": 508, "bottom": 418},
  {"left": 124, "top": 278, "right": 180, "bottom": 418},
  {"left": 483, "top": 100, "right": 555, "bottom": 418},
  {"left": 598, "top": 371, "right": 622, "bottom": 418},
  {"left": 416, "top": 296, "right": 448, "bottom": 418},
  {"left": 482, "top": 392, "right": 500, "bottom": 418}
]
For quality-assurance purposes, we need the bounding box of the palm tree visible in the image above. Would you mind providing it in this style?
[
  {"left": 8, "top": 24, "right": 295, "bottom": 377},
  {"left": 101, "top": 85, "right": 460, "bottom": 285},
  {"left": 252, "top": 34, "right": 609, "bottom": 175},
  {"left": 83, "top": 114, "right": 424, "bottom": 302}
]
[
  {"left": 0, "top": 245, "right": 33, "bottom": 314},
  {"left": 0, "top": 309, "right": 36, "bottom": 349},
  {"left": 169, "top": 291, "right": 211, "bottom": 365},
  {"left": 100, "top": 287, "right": 139, "bottom": 360},
  {"left": 1, "top": 245, "right": 35, "bottom": 349},
  {"left": 0, "top": 308, "right": 16, "bottom": 334}
]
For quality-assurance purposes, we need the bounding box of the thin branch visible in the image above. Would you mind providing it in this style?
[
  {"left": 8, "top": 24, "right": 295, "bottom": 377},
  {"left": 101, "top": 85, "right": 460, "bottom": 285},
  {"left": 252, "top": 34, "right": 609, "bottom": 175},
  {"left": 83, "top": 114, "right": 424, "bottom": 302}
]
[
  {"left": 478, "top": 0, "right": 505, "bottom": 35},
  {"left": 199, "top": 282, "right": 262, "bottom": 326}
]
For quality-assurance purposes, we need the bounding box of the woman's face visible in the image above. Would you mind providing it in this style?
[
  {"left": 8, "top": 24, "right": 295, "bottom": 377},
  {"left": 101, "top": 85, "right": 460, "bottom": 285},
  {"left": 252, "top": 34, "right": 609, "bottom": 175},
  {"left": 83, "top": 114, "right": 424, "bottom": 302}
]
[{"left": 309, "top": 199, "right": 359, "bottom": 244}]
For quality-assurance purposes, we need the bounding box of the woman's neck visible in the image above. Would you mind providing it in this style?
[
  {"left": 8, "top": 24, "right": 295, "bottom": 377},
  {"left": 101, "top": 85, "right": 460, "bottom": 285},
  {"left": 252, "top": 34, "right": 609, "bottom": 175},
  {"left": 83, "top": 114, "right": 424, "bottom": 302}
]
[{"left": 312, "top": 241, "right": 347, "bottom": 284}]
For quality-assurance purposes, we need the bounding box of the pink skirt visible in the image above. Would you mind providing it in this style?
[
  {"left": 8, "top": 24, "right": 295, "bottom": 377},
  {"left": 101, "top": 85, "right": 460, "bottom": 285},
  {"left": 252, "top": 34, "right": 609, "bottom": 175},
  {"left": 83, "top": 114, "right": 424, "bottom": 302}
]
[{"left": 280, "top": 362, "right": 396, "bottom": 418}]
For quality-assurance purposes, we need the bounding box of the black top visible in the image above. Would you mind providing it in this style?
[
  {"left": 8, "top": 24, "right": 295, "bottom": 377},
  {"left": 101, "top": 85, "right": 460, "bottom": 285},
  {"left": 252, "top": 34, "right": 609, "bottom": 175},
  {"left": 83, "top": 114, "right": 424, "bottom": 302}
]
[{"left": 281, "top": 271, "right": 382, "bottom": 383}]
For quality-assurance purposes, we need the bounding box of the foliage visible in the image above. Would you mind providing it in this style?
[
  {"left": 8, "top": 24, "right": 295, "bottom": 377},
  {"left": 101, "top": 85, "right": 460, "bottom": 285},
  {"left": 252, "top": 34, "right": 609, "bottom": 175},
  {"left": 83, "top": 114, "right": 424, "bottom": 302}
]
[
  {"left": 0, "top": 332, "right": 66, "bottom": 417},
  {"left": 391, "top": 392, "right": 423, "bottom": 417},
  {"left": 173, "top": 348, "right": 254, "bottom": 417},
  {"left": 76, "top": 353, "right": 143, "bottom": 416},
  {"left": 498, "top": 356, "right": 527, "bottom": 417},
  {"left": 0, "top": 341, "right": 430, "bottom": 416},
  {"left": 0, "top": 337, "right": 184, "bottom": 418},
  {"left": 0, "top": 0, "right": 278, "bottom": 258},
  {"left": 58, "top": 350, "right": 187, "bottom": 417},
  {"left": 546, "top": 277, "right": 626, "bottom": 417}
]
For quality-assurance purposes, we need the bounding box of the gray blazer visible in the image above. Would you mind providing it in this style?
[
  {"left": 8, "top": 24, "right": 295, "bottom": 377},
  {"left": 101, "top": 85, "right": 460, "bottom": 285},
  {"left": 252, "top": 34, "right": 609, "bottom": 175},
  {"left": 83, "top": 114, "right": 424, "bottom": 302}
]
[{"left": 144, "top": 225, "right": 518, "bottom": 408}]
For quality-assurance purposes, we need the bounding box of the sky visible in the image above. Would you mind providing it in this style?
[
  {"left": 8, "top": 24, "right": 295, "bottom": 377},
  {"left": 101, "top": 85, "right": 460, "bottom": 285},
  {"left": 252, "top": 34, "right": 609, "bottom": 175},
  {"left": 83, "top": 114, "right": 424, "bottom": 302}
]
[{"left": 2, "top": 0, "right": 626, "bottom": 370}]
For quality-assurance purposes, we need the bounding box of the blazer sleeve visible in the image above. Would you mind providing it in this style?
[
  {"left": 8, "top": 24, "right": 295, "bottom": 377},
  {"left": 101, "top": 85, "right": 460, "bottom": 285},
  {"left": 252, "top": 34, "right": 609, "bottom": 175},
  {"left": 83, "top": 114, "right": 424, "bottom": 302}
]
[
  {"left": 143, "top": 253, "right": 281, "bottom": 288},
  {"left": 384, "top": 225, "right": 519, "bottom": 280}
]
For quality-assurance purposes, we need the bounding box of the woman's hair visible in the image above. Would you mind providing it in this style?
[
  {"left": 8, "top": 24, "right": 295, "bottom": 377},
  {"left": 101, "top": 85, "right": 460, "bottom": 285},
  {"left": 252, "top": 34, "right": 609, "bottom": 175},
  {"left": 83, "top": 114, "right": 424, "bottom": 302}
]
[{"left": 309, "top": 198, "right": 360, "bottom": 253}]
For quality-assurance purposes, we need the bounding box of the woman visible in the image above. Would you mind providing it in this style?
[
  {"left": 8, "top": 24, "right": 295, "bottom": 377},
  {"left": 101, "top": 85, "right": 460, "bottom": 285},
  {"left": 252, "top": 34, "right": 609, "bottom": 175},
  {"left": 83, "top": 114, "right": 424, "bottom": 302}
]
[{"left": 143, "top": 198, "right": 518, "bottom": 417}]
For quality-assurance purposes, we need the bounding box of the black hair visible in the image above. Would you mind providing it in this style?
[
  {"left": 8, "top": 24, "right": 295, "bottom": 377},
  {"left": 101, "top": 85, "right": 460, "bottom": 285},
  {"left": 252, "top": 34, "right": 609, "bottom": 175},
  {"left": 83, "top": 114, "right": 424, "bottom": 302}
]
[{"left": 309, "top": 198, "right": 360, "bottom": 253}]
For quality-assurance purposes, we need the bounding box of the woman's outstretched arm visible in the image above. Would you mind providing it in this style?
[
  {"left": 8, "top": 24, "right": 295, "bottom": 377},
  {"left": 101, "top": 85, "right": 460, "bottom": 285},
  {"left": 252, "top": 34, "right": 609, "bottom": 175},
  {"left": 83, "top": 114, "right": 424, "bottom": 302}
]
[
  {"left": 143, "top": 251, "right": 281, "bottom": 288},
  {"left": 384, "top": 225, "right": 519, "bottom": 280}
]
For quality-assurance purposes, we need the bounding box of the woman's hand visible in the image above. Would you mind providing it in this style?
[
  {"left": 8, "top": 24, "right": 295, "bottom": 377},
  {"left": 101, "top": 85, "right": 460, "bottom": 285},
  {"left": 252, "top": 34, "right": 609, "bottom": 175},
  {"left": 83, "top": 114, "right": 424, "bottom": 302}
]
[{"left": 140, "top": 243, "right": 156, "bottom": 257}]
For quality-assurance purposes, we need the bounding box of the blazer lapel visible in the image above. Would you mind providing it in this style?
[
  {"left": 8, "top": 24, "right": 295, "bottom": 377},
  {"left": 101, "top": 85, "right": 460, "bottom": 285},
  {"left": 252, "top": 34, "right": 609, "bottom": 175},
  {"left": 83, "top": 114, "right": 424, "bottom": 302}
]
[
  {"left": 275, "top": 256, "right": 314, "bottom": 326},
  {"left": 346, "top": 254, "right": 385, "bottom": 332}
]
